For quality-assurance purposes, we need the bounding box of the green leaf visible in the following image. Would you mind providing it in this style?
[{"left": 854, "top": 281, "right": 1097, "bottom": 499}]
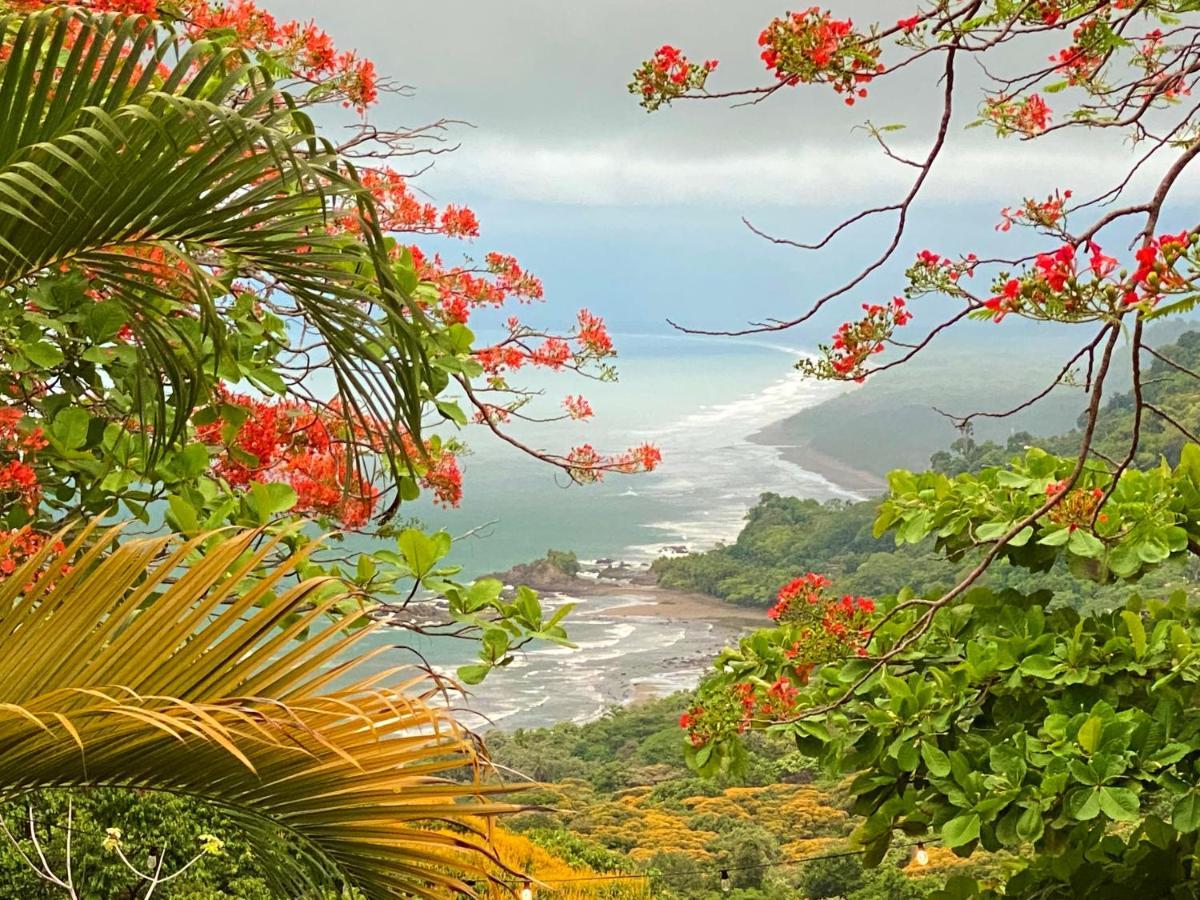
[
  {"left": 941, "top": 813, "right": 981, "bottom": 848},
  {"left": 463, "top": 579, "right": 503, "bottom": 613},
  {"left": 1098, "top": 786, "right": 1139, "bottom": 821},
  {"left": 921, "top": 742, "right": 952, "bottom": 778},
  {"left": 456, "top": 664, "right": 490, "bottom": 685},
  {"left": 398, "top": 529, "right": 447, "bottom": 579},
  {"left": 1019, "top": 655, "right": 1060, "bottom": 679},
  {"left": 172, "top": 443, "right": 209, "bottom": 479},
  {"left": 85, "top": 302, "right": 127, "bottom": 343},
  {"left": 51, "top": 408, "right": 90, "bottom": 451},
  {"left": 1066, "top": 788, "right": 1101, "bottom": 821},
  {"left": 1077, "top": 716, "right": 1103, "bottom": 754},
  {"left": 23, "top": 341, "right": 63, "bottom": 369},
  {"left": 166, "top": 496, "right": 199, "bottom": 534},
  {"left": 1038, "top": 527, "right": 1071, "bottom": 547},
  {"left": 1120, "top": 610, "right": 1147, "bottom": 660},
  {"left": 1173, "top": 792, "right": 1200, "bottom": 833},
  {"left": 248, "top": 482, "right": 297, "bottom": 520},
  {"left": 1068, "top": 529, "right": 1105, "bottom": 558},
  {"left": 1015, "top": 805, "right": 1044, "bottom": 843}
]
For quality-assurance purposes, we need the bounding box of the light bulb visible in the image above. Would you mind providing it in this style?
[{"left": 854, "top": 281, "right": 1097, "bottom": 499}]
[
  {"left": 720, "top": 869, "right": 731, "bottom": 892},
  {"left": 914, "top": 843, "right": 929, "bottom": 867},
  {"left": 519, "top": 881, "right": 533, "bottom": 900}
]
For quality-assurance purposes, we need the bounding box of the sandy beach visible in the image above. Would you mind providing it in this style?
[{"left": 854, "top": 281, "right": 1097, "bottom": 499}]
[
  {"left": 748, "top": 431, "right": 886, "bottom": 495},
  {"left": 578, "top": 581, "right": 767, "bottom": 626}
]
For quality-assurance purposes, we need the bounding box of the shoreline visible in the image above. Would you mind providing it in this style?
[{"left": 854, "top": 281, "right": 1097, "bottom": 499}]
[
  {"left": 748, "top": 428, "right": 886, "bottom": 495},
  {"left": 570, "top": 580, "right": 766, "bottom": 626}
]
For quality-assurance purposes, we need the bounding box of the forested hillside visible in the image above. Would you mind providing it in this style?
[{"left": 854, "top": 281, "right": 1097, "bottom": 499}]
[
  {"left": 653, "top": 331, "right": 1200, "bottom": 609},
  {"left": 487, "top": 697, "right": 982, "bottom": 899}
]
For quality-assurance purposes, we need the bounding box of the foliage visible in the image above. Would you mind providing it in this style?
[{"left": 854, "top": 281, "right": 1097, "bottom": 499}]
[
  {"left": 432, "top": 824, "right": 649, "bottom": 900},
  {"left": 0, "top": 525, "right": 522, "bottom": 898},
  {"left": 655, "top": 329, "right": 1200, "bottom": 616},
  {"left": 633, "top": 0, "right": 1200, "bottom": 894},
  {"left": 485, "top": 697, "right": 952, "bottom": 899},
  {"left": 0, "top": 789, "right": 279, "bottom": 898},
  {"left": 682, "top": 447, "right": 1200, "bottom": 897},
  {"left": 546, "top": 549, "right": 582, "bottom": 577},
  {"left": 0, "top": 1, "right": 662, "bottom": 890}
]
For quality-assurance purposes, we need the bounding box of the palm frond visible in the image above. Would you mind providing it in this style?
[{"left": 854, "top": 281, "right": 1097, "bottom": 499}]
[
  {"left": 0, "top": 8, "right": 432, "bottom": 470},
  {"left": 0, "top": 524, "right": 517, "bottom": 898}
]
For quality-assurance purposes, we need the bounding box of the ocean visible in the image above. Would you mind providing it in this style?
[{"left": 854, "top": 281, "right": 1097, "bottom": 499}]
[{"left": 350, "top": 333, "right": 860, "bottom": 729}]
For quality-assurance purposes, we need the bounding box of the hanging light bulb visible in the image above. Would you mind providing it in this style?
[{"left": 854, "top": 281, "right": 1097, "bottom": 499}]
[
  {"left": 519, "top": 881, "right": 533, "bottom": 900},
  {"left": 147, "top": 850, "right": 158, "bottom": 870},
  {"left": 720, "top": 869, "right": 731, "bottom": 892},
  {"left": 914, "top": 842, "right": 929, "bottom": 867}
]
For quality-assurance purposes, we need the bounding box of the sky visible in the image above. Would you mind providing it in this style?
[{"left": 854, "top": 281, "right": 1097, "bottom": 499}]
[{"left": 263, "top": 0, "right": 1199, "bottom": 341}]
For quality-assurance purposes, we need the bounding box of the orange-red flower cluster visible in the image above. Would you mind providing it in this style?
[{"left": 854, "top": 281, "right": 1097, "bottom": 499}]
[
  {"left": 758, "top": 7, "right": 883, "bottom": 105},
  {"left": 1049, "top": 18, "right": 1106, "bottom": 85},
  {"left": 564, "top": 442, "right": 662, "bottom": 482},
  {"left": 807, "top": 297, "right": 911, "bottom": 381},
  {"left": 985, "top": 93, "right": 1051, "bottom": 135},
  {"left": 344, "top": 169, "right": 481, "bottom": 238},
  {"left": 986, "top": 232, "right": 1196, "bottom": 321},
  {"left": 196, "top": 389, "right": 463, "bottom": 524},
  {"left": 474, "top": 310, "right": 614, "bottom": 377},
  {"left": 0, "top": 408, "right": 45, "bottom": 515},
  {"left": 24, "top": 0, "right": 382, "bottom": 112},
  {"left": 998, "top": 189, "right": 1072, "bottom": 232},
  {"left": 771, "top": 572, "right": 876, "bottom": 664},
  {"left": 182, "top": 1, "right": 378, "bottom": 110},
  {"left": 1045, "top": 479, "right": 1107, "bottom": 531},
  {"left": 1127, "top": 231, "right": 1193, "bottom": 306},
  {"left": 630, "top": 44, "right": 718, "bottom": 110}
]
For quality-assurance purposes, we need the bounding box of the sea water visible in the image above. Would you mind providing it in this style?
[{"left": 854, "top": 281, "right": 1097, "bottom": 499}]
[{"left": 350, "top": 333, "right": 857, "bottom": 728}]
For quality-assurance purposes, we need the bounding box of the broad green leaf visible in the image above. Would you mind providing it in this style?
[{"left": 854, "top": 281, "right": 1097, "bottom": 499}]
[
  {"left": 1066, "top": 788, "right": 1101, "bottom": 821},
  {"left": 456, "top": 664, "right": 491, "bottom": 685},
  {"left": 1121, "top": 610, "right": 1147, "bottom": 660},
  {"left": 397, "top": 529, "right": 445, "bottom": 579},
  {"left": 51, "top": 408, "right": 89, "bottom": 450},
  {"left": 1098, "top": 786, "right": 1139, "bottom": 821},
  {"left": 23, "top": 341, "right": 63, "bottom": 369},
  {"left": 1077, "top": 716, "right": 1103, "bottom": 754},
  {"left": 941, "top": 813, "right": 981, "bottom": 848},
  {"left": 1174, "top": 792, "right": 1200, "bottom": 833},
  {"left": 1068, "top": 529, "right": 1105, "bottom": 558},
  {"left": 921, "top": 742, "right": 952, "bottom": 778}
]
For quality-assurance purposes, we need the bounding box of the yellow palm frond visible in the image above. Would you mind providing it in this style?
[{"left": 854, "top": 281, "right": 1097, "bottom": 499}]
[{"left": 0, "top": 524, "right": 517, "bottom": 898}]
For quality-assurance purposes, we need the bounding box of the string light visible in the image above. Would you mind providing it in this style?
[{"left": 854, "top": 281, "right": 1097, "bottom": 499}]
[
  {"left": 519, "top": 880, "right": 533, "bottom": 900},
  {"left": 720, "top": 868, "right": 731, "bottom": 892},
  {"left": 914, "top": 842, "right": 929, "bottom": 867}
]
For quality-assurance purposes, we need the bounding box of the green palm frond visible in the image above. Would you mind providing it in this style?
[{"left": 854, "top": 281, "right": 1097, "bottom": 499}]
[
  {"left": 0, "top": 524, "right": 517, "bottom": 898},
  {"left": 0, "top": 8, "right": 432, "bottom": 469}
]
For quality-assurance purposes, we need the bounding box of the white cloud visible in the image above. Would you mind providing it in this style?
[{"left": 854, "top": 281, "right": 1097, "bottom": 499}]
[{"left": 431, "top": 135, "right": 1200, "bottom": 210}]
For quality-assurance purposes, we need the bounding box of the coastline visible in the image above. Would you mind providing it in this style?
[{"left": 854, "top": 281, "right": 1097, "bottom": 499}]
[
  {"left": 748, "top": 428, "right": 886, "bottom": 495},
  {"left": 572, "top": 580, "right": 766, "bottom": 626}
]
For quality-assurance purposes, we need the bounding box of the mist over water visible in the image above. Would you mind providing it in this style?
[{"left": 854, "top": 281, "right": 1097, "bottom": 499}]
[{"left": 354, "top": 335, "right": 858, "bottom": 728}]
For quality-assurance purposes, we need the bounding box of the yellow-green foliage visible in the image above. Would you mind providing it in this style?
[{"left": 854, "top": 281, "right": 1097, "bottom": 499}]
[{"left": 437, "top": 826, "right": 650, "bottom": 899}]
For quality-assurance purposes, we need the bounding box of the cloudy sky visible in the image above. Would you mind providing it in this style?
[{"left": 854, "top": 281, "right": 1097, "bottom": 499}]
[{"left": 264, "top": 1, "right": 1196, "bottom": 339}]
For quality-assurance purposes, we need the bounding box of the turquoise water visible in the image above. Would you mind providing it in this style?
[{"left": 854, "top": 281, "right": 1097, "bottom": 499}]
[
  {"left": 348, "top": 334, "right": 861, "bottom": 728},
  {"left": 393, "top": 333, "right": 857, "bottom": 576}
]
